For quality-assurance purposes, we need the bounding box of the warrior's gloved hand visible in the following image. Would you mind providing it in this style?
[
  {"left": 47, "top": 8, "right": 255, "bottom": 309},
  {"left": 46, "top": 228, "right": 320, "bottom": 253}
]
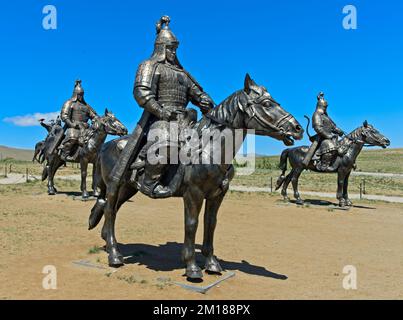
[
  {"left": 160, "top": 108, "right": 177, "bottom": 121},
  {"left": 199, "top": 93, "right": 215, "bottom": 114},
  {"left": 64, "top": 119, "right": 77, "bottom": 129}
]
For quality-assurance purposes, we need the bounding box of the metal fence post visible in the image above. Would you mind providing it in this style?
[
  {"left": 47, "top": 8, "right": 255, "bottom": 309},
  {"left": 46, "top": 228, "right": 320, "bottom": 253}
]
[
  {"left": 359, "top": 182, "right": 363, "bottom": 200},
  {"left": 26, "top": 168, "right": 29, "bottom": 183},
  {"left": 270, "top": 177, "right": 273, "bottom": 193},
  {"left": 4, "top": 164, "right": 7, "bottom": 178},
  {"left": 363, "top": 178, "right": 366, "bottom": 195}
]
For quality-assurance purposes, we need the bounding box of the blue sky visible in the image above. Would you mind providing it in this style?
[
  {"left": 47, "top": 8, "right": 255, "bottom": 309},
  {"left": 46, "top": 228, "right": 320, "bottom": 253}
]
[{"left": 0, "top": 0, "right": 402, "bottom": 155}]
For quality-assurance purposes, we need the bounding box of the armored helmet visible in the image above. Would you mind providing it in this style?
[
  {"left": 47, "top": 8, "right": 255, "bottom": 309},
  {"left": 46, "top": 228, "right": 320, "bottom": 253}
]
[
  {"left": 73, "top": 80, "right": 84, "bottom": 96},
  {"left": 71, "top": 79, "right": 86, "bottom": 103},
  {"left": 316, "top": 92, "right": 328, "bottom": 108},
  {"left": 149, "top": 16, "right": 182, "bottom": 67},
  {"left": 155, "top": 16, "right": 179, "bottom": 47}
]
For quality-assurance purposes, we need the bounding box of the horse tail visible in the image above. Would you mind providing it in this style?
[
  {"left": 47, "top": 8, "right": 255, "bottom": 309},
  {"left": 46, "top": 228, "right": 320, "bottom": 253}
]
[
  {"left": 88, "top": 198, "right": 106, "bottom": 230},
  {"left": 304, "top": 115, "right": 312, "bottom": 140},
  {"left": 276, "top": 149, "right": 290, "bottom": 190},
  {"left": 88, "top": 155, "right": 106, "bottom": 230}
]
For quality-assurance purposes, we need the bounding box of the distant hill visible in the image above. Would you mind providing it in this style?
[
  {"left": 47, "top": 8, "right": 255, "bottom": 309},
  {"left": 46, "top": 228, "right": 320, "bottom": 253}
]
[{"left": 0, "top": 145, "right": 34, "bottom": 162}]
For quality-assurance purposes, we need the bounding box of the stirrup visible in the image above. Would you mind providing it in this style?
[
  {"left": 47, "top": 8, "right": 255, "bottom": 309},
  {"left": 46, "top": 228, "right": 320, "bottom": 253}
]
[{"left": 138, "top": 179, "right": 172, "bottom": 199}]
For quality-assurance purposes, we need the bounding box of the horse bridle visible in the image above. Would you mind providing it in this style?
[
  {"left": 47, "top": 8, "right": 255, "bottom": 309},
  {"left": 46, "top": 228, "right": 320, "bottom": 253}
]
[
  {"left": 244, "top": 96, "right": 292, "bottom": 133},
  {"left": 204, "top": 93, "right": 291, "bottom": 135}
]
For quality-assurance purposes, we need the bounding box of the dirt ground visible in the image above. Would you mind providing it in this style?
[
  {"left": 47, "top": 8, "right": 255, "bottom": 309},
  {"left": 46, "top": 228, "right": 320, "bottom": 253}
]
[{"left": 1, "top": 186, "right": 403, "bottom": 300}]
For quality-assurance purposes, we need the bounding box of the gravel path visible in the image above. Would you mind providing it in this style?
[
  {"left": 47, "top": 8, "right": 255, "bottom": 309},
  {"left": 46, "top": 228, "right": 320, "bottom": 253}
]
[
  {"left": 351, "top": 171, "right": 403, "bottom": 178},
  {"left": 2, "top": 173, "right": 403, "bottom": 204},
  {"left": 229, "top": 185, "right": 403, "bottom": 204},
  {"left": 0, "top": 173, "right": 81, "bottom": 185}
]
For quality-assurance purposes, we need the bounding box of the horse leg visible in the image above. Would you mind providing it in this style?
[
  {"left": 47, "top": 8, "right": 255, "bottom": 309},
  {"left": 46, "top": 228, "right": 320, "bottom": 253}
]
[
  {"left": 47, "top": 158, "right": 60, "bottom": 195},
  {"left": 337, "top": 171, "right": 347, "bottom": 207},
  {"left": 92, "top": 162, "right": 100, "bottom": 197},
  {"left": 291, "top": 168, "right": 304, "bottom": 205},
  {"left": 202, "top": 193, "right": 224, "bottom": 274},
  {"left": 343, "top": 171, "right": 353, "bottom": 206},
  {"left": 281, "top": 169, "right": 294, "bottom": 201},
  {"left": 182, "top": 189, "right": 204, "bottom": 279},
  {"left": 103, "top": 192, "right": 123, "bottom": 267},
  {"left": 80, "top": 160, "right": 89, "bottom": 199},
  {"left": 104, "top": 184, "right": 138, "bottom": 267}
]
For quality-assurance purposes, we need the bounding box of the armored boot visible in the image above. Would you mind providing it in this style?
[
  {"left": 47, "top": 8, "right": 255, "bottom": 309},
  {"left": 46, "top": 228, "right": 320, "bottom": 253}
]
[
  {"left": 316, "top": 153, "right": 336, "bottom": 172},
  {"left": 129, "top": 158, "right": 145, "bottom": 184},
  {"left": 138, "top": 162, "right": 172, "bottom": 198},
  {"left": 60, "top": 141, "right": 76, "bottom": 162}
]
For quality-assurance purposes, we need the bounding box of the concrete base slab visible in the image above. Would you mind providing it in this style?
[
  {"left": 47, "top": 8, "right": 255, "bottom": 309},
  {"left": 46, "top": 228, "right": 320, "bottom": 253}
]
[{"left": 172, "top": 271, "right": 235, "bottom": 294}]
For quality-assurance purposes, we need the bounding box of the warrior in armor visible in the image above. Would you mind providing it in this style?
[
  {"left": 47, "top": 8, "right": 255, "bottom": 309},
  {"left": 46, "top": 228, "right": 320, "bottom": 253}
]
[
  {"left": 132, "top": 16, "right": 215, "bottom": 198},
  {"left": 302, "top": 92, "right": 345, "bottom": 171},
  {"left": 59, "top": 80, "right": 98, "bottom": 161},
  {"left": 39, "top": 117, "right": 57, "bottom": 133}
]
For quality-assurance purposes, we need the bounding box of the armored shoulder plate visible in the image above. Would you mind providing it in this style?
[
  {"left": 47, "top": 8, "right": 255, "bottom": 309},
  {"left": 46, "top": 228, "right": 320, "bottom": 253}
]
[
  {"left": 135, "top": 60, "right": 159, "bottom": 89},
  {"left": 60, "top": 99, "right": 73, "bottom": 121}
]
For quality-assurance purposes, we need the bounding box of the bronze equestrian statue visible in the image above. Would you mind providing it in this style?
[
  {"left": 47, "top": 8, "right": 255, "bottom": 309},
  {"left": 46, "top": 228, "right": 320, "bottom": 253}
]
[
  {"left": 276, "top": 93, "right": 390, "bottom": 207},
  {"left": 59, "top": 80, "right": 99, "bottom": 162},
  {"left": 88, "top": 16, "right": 303, "bottom": 280},
  {"left": 33, "top": 117, "right": 62, "bottom": 164},
  {"left": 38, "top": 80, "right": 128, "bottom": 198},
  {"left": 302, "top": 92, "right": 345, "bottom": 171}
]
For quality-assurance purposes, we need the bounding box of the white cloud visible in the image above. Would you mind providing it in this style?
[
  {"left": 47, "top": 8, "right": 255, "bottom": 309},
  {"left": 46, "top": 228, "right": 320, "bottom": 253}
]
[{"left": 3, "top": 112, "right": 60, "bottom": 127}]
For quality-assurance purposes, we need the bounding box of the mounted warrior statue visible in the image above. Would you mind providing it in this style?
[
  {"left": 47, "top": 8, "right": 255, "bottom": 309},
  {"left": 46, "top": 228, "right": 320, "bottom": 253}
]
[
  {"left": 34, "top": 79, "right": 127, "bottom": 198},
  {"left": 89, "top": 15, "right": 304, "bottom": 278},
  {"left": 59, "top": 80, "right": 99, "bottom": 161},
  {"left": 112, "top": 15, "right": 215, "bottom": 199},
  {"left": 276, "top": 92, "right": 390, "bottom": 207},
  {"left": 33, "top": 116, "right": 63, "bottom": 163},
  {"left": 302, "top": 92, "right": 345, "bottom": 171}
]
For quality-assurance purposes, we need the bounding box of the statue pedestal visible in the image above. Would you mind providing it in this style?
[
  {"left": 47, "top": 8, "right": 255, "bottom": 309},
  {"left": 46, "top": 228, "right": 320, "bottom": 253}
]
[{"left": 172, "top": 271, "right": 235, "bottom": 294}]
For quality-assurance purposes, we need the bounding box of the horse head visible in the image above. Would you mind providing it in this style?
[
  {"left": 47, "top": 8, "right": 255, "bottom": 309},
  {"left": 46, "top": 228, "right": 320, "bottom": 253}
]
[
  {"left": 359, "top": 120, "right": 390, "bottom": 148},
  {"left": 239, "top": 74, "right": 303, "bottom": 146},
  {"left": 95, "top": 109, "right": 128, "bottom": 137}
]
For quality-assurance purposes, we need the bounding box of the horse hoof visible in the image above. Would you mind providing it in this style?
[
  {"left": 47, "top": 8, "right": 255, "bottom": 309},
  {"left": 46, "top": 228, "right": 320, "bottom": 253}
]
[
  {"left": 345, "top": 199, "right": 353, "bottom": 206},
  {"left": 82, "top": 191, "right": 90, "bottom": 199},
  {"left": 108, "top": 254, "right": 124, "bottom": 268},
  {"left": 93, "top": 191, "right": 100, "bottom": 198},
  {"left": 339, "top": 200, "right": 346, "bottom": 208},
  {"left": 296, "top": 199, "right": 304, "bottom": 205},
  {"left": 48, "top": 189, "right": 56, "bottom": 196},
  {"left": 186, "top": 266, "right": 203, "bottom": 279},
  {"left": 205, "top": 260, "right": 223, "bottom": 274}
]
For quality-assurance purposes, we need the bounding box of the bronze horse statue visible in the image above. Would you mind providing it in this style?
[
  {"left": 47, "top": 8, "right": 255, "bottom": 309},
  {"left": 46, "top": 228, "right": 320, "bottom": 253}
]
[
  {"left": 41, "top": 109, "right": 127, "bottom": 198},
  {"left": 33, "top": 140, "right": 46, "bottom": 164},
  {"left": 88, "top": 75, "right": 304, "bottom": 279},
  {"left": 276, "top": 120, "right": 390, "bottom": 207}
]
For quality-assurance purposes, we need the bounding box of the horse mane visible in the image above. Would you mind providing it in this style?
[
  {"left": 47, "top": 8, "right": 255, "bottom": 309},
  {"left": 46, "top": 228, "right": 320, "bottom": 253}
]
[
  {"left": 340, "top": 126, "right": 363, "bottom": 145},
  {"left": 199, "top": 90, "right": 246, "bottom": 128}
]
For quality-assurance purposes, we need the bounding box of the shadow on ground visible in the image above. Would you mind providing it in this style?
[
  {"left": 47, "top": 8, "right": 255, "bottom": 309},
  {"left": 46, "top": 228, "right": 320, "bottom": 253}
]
[
  {"left": 117, "top": 241, "right": 287, "bottom": 280},
  {"left": 288, "top": 199, "right": 376, "bottom": 210}
]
